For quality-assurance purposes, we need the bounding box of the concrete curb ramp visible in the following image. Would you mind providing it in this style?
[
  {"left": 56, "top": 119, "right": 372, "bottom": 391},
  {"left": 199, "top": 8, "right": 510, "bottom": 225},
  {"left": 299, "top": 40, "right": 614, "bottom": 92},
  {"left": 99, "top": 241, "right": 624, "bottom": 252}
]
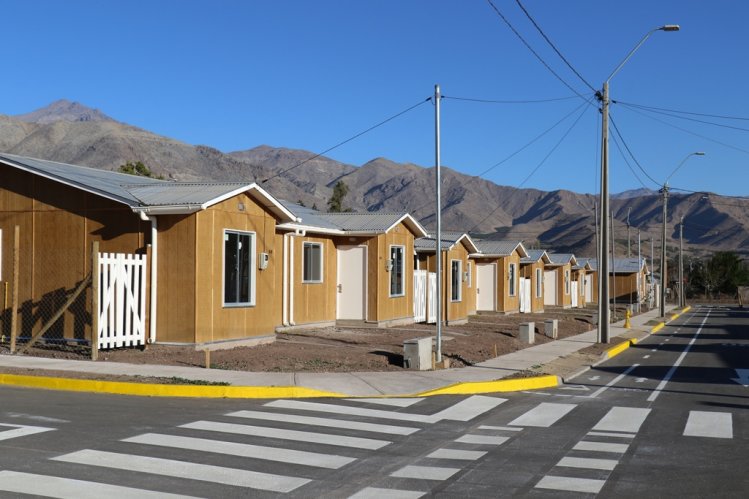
[
  {"left": 0, "top": 372, "right": 561, "bottom": 400},
  {"left": 602, "top": 305, "right": 692, "bottom": 360}
]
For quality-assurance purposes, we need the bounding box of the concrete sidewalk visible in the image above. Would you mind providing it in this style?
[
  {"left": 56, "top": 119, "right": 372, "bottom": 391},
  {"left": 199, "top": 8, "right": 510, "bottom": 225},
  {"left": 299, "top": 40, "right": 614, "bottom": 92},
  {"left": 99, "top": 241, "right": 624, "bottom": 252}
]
[{"left": 0, "top": 307, "right": 683, "bottom": 397}]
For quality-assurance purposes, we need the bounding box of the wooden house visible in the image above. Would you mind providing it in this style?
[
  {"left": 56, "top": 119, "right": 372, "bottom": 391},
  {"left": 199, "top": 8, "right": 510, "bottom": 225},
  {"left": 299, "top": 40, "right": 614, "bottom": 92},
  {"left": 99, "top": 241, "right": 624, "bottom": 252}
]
[
  {"left": 545, "top": 253, "right": 578, "bottom": 308},
  {"left": 520, "top": 249, "right": 552, "bottom": 313},
  {"left": 414, "top": 231, "right": 478, "bottom": 325},
  {"left": 610, "top": 257, "right": 650, "bottom": 306},
  {"left": 0, "top": 153, "right": 299, "bottom": 348},
  {"left": 575, "top": 258, "right": 597, "bottom": 305},
  {"left": 471, "top": 240, "right": 529, "bottom": 314},
  {"left": 275, "top": 203, "right": 427, "bottom": 328}
]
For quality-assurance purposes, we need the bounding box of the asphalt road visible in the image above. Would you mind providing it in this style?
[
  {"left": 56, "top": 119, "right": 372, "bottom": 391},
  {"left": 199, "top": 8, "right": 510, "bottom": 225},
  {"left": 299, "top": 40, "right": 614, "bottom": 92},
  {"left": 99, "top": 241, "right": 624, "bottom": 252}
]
[{"left": 0, "top": 305, "right": 747, "bottom": 498}]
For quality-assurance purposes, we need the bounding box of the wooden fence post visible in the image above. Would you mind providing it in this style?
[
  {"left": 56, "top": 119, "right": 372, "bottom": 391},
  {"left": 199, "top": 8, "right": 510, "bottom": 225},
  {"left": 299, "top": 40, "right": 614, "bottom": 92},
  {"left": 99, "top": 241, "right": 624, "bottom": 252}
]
[
  {"left": 91, "top": 241, "right": 99, "bottom": 361},
  {"left": 9, "top": 226, "right": 19, "bottom": 354}
]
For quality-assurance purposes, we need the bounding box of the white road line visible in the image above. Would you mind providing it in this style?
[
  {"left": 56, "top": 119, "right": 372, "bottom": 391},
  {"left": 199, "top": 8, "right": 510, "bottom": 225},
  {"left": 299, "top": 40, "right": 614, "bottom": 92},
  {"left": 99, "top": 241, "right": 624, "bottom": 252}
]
[
  {"left": 0, "top": 470, "right": 196, "bottom": 499},
  {"left": 265, "top": 400, "right": 434, "bottom": 422},
  {"left": 123, "top": 433, "right": 355, "bottom": 469},
  {"left": 346, "top": 398, "right": 423, "bottom": 407},
  {"left": 588, "top": 364, "right": 640, "bottom": 399},
  {"left": 651, "top": 349, "right": 657, "bottom": 352},
  {"left": 557, "top": 456, "right": 618, "bottom": 471},
  {"left": 0, "top": 423, "right": 55, "bottom": 441},
  {"left": 508, "top": 403, "right": 576, "bottom": 427},
  {"left": 536, "top": 475, "right": 606, "bottom": 494},
  {"left": 478, "top": 425, "right": 523, "bottom": 432},
  {"left": 684, "top": 411, "right": 733, "bottom": 439},
  {"left": 426, "top": 448, "right": 487, "bottom": 460},
  {"left": 227, "top": 410, "right": 419, "bottom": 435},
  {"left": 181, "top": 420, "right": 389, "bottom": 450},
  {"left": 648, "top": 310, "right": 711, "bottom": 402},
  {"left": 429, "top": 396, "right": 506, "bottom": 421},
  {"left": 349, "top": 487, "right": 425, "bottom": 498},
  {"left": 593, "top": 407, "right": 651, "bottom": 434},
  {"left": 52, "top": 449, "right": 310, "bottom": 493},
  {"left": 573, "top": 441, "right": 629, "bottom": 453},
  {"left": 587, "top": 431, "right": 635, "bottom": 439},
  {"left": 643, "top": 355, "right": 651, "bottom": 359},
  {"left": 390, "top": 465, "right": 460, "bottom": 480},
  {"left": 454, "top": 434, "right": 509, "bottom": 445}
]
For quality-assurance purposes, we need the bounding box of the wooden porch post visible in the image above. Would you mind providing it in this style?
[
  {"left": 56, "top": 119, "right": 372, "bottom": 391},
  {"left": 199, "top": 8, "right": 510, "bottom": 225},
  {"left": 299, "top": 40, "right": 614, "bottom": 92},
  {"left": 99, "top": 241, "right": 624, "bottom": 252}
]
[
  {"left": 9, "top": 226, "right": 19, "bottom": 353},
  {"left": 91, "top": 241, "right": 100, "bottom": 361}
]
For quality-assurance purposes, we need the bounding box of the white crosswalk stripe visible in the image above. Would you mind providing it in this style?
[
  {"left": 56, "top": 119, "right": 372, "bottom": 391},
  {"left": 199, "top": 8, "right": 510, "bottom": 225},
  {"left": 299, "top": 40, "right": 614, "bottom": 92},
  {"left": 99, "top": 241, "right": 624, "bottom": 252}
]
[
  {"left": 52, "top": 449, "right": 310, "bottom": 493},
  {"left": 557, "top": 456, "right": 618, "bottom": 471},
  {"left": 536, "top": 475, "right": 606, "bottom": 494},
  {"left": 390, "top": 465, "right": 461, "bottom": 480},
  {"left": 573, "top": 441, "right": 629, "bottom": 453},
  {"left": 509, "top": 402, "right": 576, "bottom": 427},
  {"left": 426, "top": 448, "right": 487, "bottom": 460},
  {"left": 0, "top": 423, "right": 55, "bottom": 441},
  {"left": 593, "top": 407, "right": 651, "bottom": 434},
  {"left": 346, "top": 398, "right": 424, "bottom": 407},
  {"left": 683, "top": 411, "right": 733, "bottom": 439},
  {"left": 226, "top": 409, "right": 419, "bottom": 435},
  {"left": 123, "top": 432, "right": 355, "bottom": 468},
  {"left": 181, "top": 420, "right": 391, "bottom": 449},
  {"left": 0, "top": 470, "right": 198, "bottom": 499},
  {"left": 349, "top": 487, "right": 425, "bottom": 498},
  {"left": 454, "top": 434, "right": 509, "bottom": 445}
]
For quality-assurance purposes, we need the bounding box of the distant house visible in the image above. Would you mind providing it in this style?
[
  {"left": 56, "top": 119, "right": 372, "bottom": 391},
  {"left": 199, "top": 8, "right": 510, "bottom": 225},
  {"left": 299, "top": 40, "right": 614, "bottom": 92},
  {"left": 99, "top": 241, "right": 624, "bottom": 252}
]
[
  {"left": 275, "top": 202, "right": 427, "bottom": 328},
  {"left": 575, "top": 257, "right": 597, "bottom": 305},
  {"left": 610, "top": 257, "right": 650, "bottom": 306},
  {"left": 520, "top": 249, "right": 552, "bottom": 313},
  {"left": 415, "top": 232, "right": 479, "bottom": 324},
  {"left": 0, "top": 153, "right": 297, "bottom": 348},
  {"left": 545, "top": 253, "right": 578, "bottom": 308},
  {"left": 470, "top": 240, "right": 529, "bottom": 314}
]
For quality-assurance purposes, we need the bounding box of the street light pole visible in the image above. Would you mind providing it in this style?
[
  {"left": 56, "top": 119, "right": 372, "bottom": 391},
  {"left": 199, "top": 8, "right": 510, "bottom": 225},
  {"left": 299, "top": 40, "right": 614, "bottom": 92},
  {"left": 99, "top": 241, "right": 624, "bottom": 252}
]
[
  {"left": 434, "top": 84, "right": 442, "bottom": 362},
  {"left": 679, "top": 216, "right": 685, "bottom": 308},
  {"left": 597, "top": 24, "right": 679, "bottom": 343}
]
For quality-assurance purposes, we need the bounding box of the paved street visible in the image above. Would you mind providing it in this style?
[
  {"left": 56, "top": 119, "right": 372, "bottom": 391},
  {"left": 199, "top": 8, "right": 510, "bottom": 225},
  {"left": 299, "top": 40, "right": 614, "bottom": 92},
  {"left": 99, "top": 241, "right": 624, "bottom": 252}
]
[{"left": 1, "top": 305, "right": 747, "bottom": 497}]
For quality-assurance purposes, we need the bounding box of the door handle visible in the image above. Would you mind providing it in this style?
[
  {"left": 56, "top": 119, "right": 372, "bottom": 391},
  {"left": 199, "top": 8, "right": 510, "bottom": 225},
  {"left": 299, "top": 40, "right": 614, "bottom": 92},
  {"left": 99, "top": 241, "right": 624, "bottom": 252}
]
[{"left": 337, "top": 284, "right": 342, "bottom": 293}]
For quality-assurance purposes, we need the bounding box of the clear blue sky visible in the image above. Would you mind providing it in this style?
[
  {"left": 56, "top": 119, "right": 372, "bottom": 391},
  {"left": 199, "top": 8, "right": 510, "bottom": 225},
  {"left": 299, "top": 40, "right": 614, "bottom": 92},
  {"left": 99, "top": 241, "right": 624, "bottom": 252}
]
[{"left": 1, "top": 0, "right": 747, "bottom": 196}]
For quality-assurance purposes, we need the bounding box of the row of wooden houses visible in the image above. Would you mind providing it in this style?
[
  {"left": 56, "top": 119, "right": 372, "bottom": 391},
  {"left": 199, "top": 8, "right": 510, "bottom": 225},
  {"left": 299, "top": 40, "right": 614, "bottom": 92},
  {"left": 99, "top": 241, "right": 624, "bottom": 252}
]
[{"left": 0, "top": 153, "right": 651, "bottom": 349}]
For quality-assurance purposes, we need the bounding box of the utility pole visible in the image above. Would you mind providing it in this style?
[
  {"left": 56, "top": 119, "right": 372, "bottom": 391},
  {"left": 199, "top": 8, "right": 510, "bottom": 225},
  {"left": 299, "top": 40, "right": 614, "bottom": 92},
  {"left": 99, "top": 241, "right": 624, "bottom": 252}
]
[
  {"left": 611, "top": 211, "right": 616, "bottom": 321},
  {"left": 660, "top": 184, "right": 669, "bottom": 317},
  {"left": 651, "top": 235, "right": 655, "bottom": 309},
  {"left": 627, "top": 207, "right": 632, "bottom": 258},
  {"left": 679, "top": 216, "right": 685, "bottom": 308},
  {"left": 434, "top": 84, "right": 442, "bottom": 362},
  {"left": 598, "top": 82, "right": 611, "bottom": 343},
  {"left": 637, "top": 229, "right": 641, "bottom": 312}
]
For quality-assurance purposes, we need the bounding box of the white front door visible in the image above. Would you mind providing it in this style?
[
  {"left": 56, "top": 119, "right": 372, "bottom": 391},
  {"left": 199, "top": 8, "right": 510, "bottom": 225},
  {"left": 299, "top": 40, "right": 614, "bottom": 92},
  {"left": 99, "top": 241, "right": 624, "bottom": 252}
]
[
  {"left": 585, "top": 276, "right": 593, "bottom": 303},
  {"left": 520, "top": 278, "right": 531, "bottom": 313},
  {"left": 571, "top": 281, "right": 579, "bottom": 308},
  {"left": 544, "top": 270, "right": 557, "bottom": 306},
  {"left": 476, "top": 263, "right": 496, "bottom": 311},
  {"left": 337, "top": 246, "right": 366, "bottom": 320}
]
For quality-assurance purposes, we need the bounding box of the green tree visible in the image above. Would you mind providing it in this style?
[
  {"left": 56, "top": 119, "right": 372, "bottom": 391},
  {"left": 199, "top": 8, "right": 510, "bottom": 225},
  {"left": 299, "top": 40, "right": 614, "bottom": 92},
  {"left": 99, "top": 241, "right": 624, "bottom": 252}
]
[
  {"left": 689, "top": 251, "right": 749, "bottom": 297},
  {"left": 118, "top": 161, "right": 163, "bottom": 179},
  {"left": 327, "top": 180, "right": 350, "bottom": 212}
]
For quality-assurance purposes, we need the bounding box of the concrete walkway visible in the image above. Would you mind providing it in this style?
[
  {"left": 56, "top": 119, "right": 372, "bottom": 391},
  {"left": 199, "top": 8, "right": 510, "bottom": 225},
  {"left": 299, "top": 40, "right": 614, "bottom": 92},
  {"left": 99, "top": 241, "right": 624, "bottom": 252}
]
[{"left": 0, "top": 307, "right": 678, "bottom": 397}]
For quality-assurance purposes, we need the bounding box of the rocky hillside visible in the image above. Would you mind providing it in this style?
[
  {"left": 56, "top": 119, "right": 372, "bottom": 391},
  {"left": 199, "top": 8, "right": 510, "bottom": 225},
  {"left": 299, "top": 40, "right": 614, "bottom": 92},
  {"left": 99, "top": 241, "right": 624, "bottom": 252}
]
[{"left": 2, "top": 100, "right": 747, "bottom": 258}]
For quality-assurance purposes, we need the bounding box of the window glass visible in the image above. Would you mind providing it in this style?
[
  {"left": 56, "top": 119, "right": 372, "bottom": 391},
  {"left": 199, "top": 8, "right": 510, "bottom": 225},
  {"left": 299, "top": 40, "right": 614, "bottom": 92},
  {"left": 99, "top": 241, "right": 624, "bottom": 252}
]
[
  {"left": 536, "top": 268, "right": 542, "bottom": 298},
  {"left": 224, "top": 230, "right": 255, "bottom": 306},
  {"left": 509, "top": 263, "right": 517, "bottom": 296},
  {"left": 466, "top": 262, "right": 472, "bottom": 288},
  {"left": 390, "top": 246, "right": 404, "bottom": 296},
  {"left": 565, "top": 269, "right": 570, "bottom": 295},
  {"left": 451, "top": 260, "right": 462, "bottom": 302},
  {"left": 303, "top": 242, "right": 323, "bottom": 282}
]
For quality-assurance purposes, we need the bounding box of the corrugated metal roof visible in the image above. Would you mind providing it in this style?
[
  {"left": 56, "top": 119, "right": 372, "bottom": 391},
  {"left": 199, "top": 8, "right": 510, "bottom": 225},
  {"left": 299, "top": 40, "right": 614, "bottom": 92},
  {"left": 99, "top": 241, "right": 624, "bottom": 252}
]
[
  {"left": 548, "top": 253, "right": 577, "bottom": 266},
  {"left": 416, "top": 232, "right": 479, "bottom": 253},
  {"left": 474, "top": 240, "right": 524, "bottom": 257},
  {"left": 280, "top": 201, "right": 426, "bottom": 234},
  {"left": 127, "top": 182, "right": 251, "bottom": 207},
  {"left": 521, "top": 249, "right": 550, "bottom": 264},
  {"left": 575, "top": 258, "right": 647, "bottom": 273}
]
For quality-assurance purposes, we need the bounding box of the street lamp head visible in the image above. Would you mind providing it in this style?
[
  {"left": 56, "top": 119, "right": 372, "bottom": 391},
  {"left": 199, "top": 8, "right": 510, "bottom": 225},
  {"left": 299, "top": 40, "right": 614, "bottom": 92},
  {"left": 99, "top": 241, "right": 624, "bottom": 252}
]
[
  {"left": 660, "top": 24, "right": 681, "bottom": 32},
  {"left": 694, "top": 151, "right": 705, "bottom": 156}
]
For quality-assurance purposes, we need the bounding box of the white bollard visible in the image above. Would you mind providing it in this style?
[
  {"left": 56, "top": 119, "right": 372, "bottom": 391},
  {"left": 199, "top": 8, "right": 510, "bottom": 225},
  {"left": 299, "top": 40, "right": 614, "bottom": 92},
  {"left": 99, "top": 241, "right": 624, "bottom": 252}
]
[
  {"left": 544, "top": 319, "right": 558, "bottom": 339},
  {"left": 519, "top": 322, "right": 535, "bottom": 344}
]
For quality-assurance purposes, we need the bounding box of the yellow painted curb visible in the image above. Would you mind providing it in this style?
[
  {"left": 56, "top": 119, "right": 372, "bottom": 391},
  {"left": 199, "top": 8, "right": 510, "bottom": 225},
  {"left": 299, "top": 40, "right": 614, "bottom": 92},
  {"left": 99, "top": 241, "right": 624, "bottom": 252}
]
[
  {"left": 651, "top": 322, "right": 665, "bottom": 333},
  {"left": 415, "top": 374, "right": 560, "bottom": 397},
  {"left": 671, "top": 313, "right": 680, "bottom": 321},
  {"left": 682, "top": 306, "right": 692, "bottom": 313},
  {"left": 0, "top": 374, "right": 346, "bottom": 399},
  {"left": 603, "top": 338, "right": 638, "bottom": 360}
]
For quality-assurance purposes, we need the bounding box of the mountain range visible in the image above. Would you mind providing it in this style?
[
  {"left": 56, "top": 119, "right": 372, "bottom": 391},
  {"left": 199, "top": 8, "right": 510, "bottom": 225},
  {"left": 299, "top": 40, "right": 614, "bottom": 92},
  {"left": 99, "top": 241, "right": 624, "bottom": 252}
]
[{"left": 1, "top": 100, "right": 747, "bottom": 258}]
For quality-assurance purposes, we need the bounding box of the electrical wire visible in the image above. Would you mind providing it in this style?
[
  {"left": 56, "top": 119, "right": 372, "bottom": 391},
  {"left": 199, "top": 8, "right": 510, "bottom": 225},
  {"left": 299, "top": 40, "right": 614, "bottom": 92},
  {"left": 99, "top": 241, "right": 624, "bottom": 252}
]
[
  {"left": 485, "top": 0, "right": 590, "bottom": 103},
  {"left": 614, "top": 100, "right": 749, "bottom": 122},
  {"left": 617, "top": 102, "right": 749, "bottom": 133},
  {"left": 260, "top": 97, "right": 431, "bottom": 184},
  {"left": 608, "top": 114, "right": 662, "bottom": 186},
  {"left": 442, "top": 94, "right": 584, "bottom": 104},
  {"left": 513, "top": 0, "right": 597, "bottom": 93},
  {"left": 609, "top": 127, "right": 650, "bottom": 190}
]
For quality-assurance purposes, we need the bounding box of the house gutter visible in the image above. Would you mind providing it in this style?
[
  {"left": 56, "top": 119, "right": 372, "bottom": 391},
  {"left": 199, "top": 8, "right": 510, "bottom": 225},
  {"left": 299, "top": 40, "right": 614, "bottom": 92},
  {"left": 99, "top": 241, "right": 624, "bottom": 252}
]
[{"left": 138, "top": 211, "right": 158, "bottom": 343}]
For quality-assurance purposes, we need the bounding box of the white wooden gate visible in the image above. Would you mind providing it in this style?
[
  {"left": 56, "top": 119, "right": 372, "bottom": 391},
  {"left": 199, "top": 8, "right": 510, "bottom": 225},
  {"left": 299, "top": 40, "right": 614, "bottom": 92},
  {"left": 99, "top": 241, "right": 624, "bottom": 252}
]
[
  {"left": 571, "top": 281, "right": 579, "bottom": 308},
  {"left": 519, "top": 278, "right": 531, "bottom": 313},
  {"left": 427, "top": 272, "right": 437, "bottom": 323},
  {"left": 97, "top": 252, "right": 147, "bottom": 349},
  {"left": 414, "top": 269, "right": 427, "bottom": 322}
]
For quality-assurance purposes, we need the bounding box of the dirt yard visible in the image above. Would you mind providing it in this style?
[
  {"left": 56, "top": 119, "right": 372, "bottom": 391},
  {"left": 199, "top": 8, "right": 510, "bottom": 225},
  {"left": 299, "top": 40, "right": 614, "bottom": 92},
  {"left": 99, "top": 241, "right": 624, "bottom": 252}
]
[{"left": 2, "top": 307, "right": 605, "bottom": 373}]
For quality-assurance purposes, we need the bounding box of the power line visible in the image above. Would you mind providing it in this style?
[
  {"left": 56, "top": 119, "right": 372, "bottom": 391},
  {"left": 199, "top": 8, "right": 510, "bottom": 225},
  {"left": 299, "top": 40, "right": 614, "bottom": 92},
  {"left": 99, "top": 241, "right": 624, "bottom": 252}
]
[
  {"left": 513, "top": 0, "right": 597, "bottom": 92},
  {"left": 608, "top": 114, "right": 662, "bottom": 186},
  {"left": 485, "top": 0, "right": 589, "bottom": 102},
  {"left": 261, "top": 96, "right": 431, "bottom": 184},
  {"left": 617, "top": 102, "right": 749, "bottom": 133},
  {"left": 614, "top": 100, "right": 749, "bottom": 122},
  {"left": 442, "top": 94, "right": 584, "bottom": 104},
  {"left": 609, "top": 127, "right": 649, "bottom": 190}
]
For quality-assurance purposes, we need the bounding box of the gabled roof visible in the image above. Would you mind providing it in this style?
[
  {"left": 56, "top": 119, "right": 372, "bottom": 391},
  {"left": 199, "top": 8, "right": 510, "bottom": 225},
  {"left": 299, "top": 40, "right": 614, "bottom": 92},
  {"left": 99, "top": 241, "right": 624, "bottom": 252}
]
[
  {"left": 471, "top": 240, "right": 529, "bottom": 258},
  {"left": 277, "top": 201, "right": 428, "bottom": 237},
  {"left": 0, "top": 153, "right": 297, "bottom": 222},
  {"left": 576, "top": 257, "right": 648, "bottom": 274},
  {"left": 547, "top": 253, "right": 578, "bottom": 267},
  {"left": 415, "top": 232, "right": 480, "bottom": 254},
  {"left": 521, "top": 249, "right": 552, "bottom": 265}
]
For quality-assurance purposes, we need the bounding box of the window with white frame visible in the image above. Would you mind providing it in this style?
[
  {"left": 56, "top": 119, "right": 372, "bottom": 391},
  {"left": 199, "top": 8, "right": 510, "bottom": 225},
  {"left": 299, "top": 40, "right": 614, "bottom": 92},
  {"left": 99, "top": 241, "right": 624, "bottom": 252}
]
[
  {"left": 466, "top": 262, "right": 472, "bottom": 288},
  {"left": 390, "top": 245, "right": 405, "bottom": 297},
  {"left": 451, "top": 260, "right": 462, "bottom": 302},
  {"left": 303, "top": 242, "right": 323, "bottom": 283},
  {"left": 224, "top": 230, "right": 256, "bottom": 306},
  {"left": 508, "top": 262, "right": 517, "bottom": 296},
  {"left": 565, "top": 269, "right": 570, "bottom": 295},
  {"left": 536, "top": 268, "right": 542, "bottom": 298}
]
